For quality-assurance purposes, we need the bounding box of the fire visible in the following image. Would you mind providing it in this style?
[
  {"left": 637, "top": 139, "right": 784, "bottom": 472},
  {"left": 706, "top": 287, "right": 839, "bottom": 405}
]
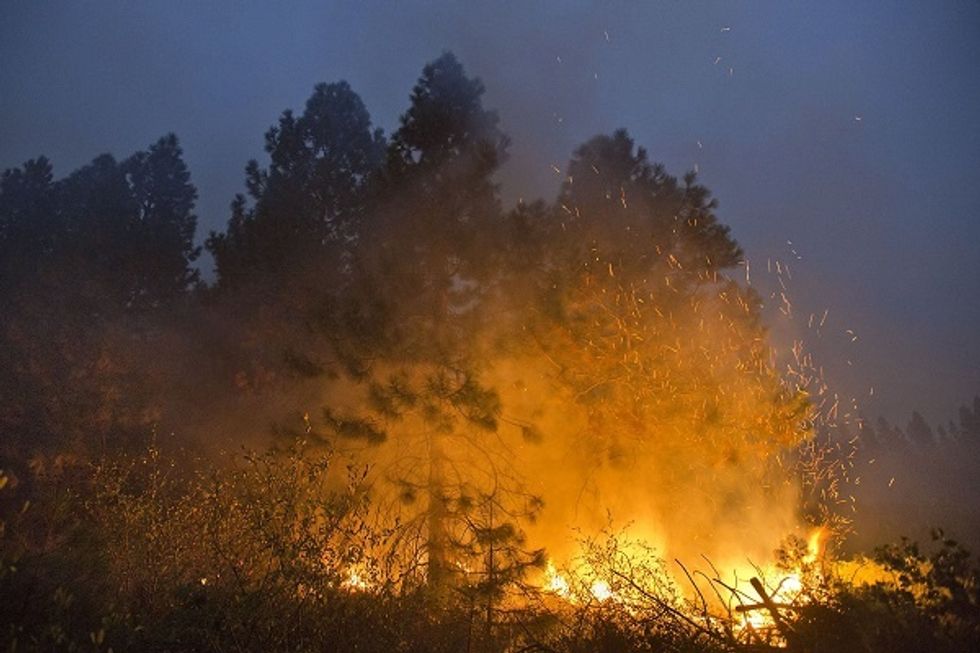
[
  {"left": 544, "top": 561, "right": 571, "bottom": 598},
  {"left": 734, "top": 526, "right": 829, "bottom": 639},
  {"left": 538, "top": 524, "right": 832, "bottom": 645},
  {"left": 589, "top": 579, "right": 613, "bottom": 602},
  {"left": 542, "top": 560, "right": 615, "bottom": 603},
  {"left": 536, "top": 524, "right": 832, "bottom": 630},
  {"left": 805, "top": 526, "right": 827, "bottom": 564},
  {"left": 342, "top": 566, "right": 373, "bottom": 592}
]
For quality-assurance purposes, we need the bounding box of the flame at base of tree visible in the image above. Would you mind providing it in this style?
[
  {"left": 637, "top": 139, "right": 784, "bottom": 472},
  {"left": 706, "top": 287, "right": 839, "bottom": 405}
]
[{"left": 5, "top": 440, "right": 977, "bottom": 653}]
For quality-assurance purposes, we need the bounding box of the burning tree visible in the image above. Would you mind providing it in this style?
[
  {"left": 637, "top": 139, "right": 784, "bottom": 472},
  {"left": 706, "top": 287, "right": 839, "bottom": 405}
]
[
  {"left": 307, "top": 53, "right": 546, "bottom": 616},
  {"left": 484, "top": 130, "right": 812, "bottom": 565},
  {"left": 198, "top": 53, "right": 814, "bottom": 605}
]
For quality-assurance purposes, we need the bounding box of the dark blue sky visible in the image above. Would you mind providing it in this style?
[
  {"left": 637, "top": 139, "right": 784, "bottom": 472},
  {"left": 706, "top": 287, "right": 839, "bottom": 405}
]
[{"left": 2, "top": 1, "right": 978, "bottom": 425}]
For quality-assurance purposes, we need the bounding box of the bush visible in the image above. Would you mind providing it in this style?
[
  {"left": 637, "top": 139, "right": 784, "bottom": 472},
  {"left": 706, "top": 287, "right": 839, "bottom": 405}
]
[
  {"left": 787, "top": 532, "right": 980, "bottom": 653},
  {"left": 2, "top": 447, "right": 979, "bottom": 652},
  {"left": 0, "top": 443, "right": 472, "bottom": 652}
]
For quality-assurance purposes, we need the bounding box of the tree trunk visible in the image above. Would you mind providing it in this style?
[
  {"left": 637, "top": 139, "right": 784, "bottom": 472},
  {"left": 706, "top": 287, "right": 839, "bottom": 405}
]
[{"left": 427, "top": 430, "right": 449, "bottom": 599}]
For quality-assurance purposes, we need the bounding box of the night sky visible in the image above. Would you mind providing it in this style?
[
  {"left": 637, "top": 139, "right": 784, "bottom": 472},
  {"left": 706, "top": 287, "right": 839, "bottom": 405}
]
[{"left": 2, "top": 1, "right": 978, "bottom": 426}]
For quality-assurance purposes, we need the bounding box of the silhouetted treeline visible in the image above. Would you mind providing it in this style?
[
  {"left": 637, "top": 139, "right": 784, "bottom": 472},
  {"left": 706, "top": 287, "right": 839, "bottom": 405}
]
[
  {"left": 846, "top": 397, "right": 980, "bottom": 451},
  {"left": 0, "top": 134, "right": 200, "bottom": 454},
  {"left": 1, "top": 49, "right": 792, "bottom": 461},
  {"left": 807, "top": 399, "right": 980, "bottom": 555}
]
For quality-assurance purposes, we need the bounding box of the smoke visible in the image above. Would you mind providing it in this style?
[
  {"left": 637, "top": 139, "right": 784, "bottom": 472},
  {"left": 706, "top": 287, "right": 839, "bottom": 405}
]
[{"left": 480, "top": 308, "right": 807, "bottom": 570}]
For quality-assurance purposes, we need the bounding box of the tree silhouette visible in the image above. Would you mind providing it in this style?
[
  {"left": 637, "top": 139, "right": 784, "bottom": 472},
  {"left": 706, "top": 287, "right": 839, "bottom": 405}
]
[
  {"left": 125, "top": 134, "right": 201, "bottom": 306},
  {"left": 558, "top": 129, "right": 741, "bottom": 275},
  {"left": 874, "top": 417, "right": 906, "bottom": 449},
  {"left": 958, "top": 397, "right": 980, "bottom": 443},
  {"left": 1, "top": 135, "right": 199, "bottom": 311},
  {"left": 0, "top": 136, "right": 200, "bottom": 452},
  {"left": 207, "top": 81, "right": 385, "bottom": 289},
  {"left": 0, "top": 157, "right": 57, "bottom": 293},
  {"left": 907, "top": 410, "right": 936, "bottom": 448}
]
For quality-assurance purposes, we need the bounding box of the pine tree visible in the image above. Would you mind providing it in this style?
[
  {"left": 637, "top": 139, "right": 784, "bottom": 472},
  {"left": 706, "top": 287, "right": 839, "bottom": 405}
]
[
  {"left": 124, "top": 134, "right": 200, "bottom": 306},
  {"left": 207, "top": 81, "right": 385, "bottom": 289},
  {"left": 959, "top": 397, "right": 980, "bottom": 442},
  {"left": 0, "top": 137, "right": 200, "bottom": 452},
  {"left": 317, "top": 53, "right": 536, "bottom": 603},
  {"left": 493, "top": 129, "right": 810, "bottom": 552},
  {"left": 907, "top": 410, "right": 935, "bottom": 448}
]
